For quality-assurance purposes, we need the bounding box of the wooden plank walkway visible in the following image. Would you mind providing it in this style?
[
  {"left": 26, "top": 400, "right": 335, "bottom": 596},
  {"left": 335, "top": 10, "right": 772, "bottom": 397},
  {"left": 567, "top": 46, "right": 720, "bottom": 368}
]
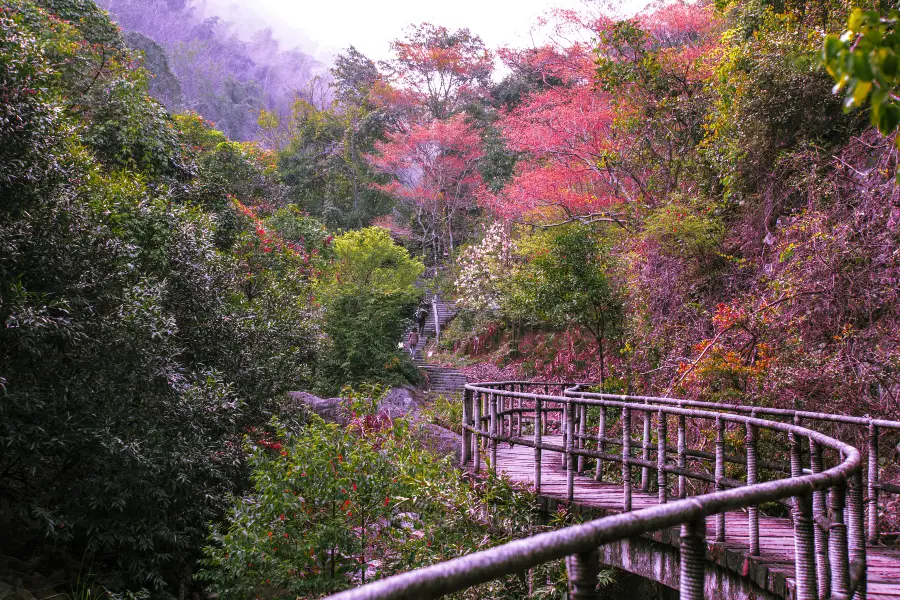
[{"left": 483, "top": 436, "right": 900, "bottom": 599}]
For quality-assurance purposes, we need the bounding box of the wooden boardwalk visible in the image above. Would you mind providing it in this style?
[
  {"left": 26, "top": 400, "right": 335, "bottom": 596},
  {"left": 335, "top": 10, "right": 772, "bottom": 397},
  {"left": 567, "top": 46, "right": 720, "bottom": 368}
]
[{"left": 486, "top": 435, "right": 900, "bottom": 600}]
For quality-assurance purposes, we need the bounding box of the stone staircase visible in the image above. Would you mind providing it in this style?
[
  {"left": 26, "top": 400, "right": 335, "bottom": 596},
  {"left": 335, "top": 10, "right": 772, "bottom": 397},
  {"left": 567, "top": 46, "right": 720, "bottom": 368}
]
[{"left": 404, "top": 291, "right": 467, "bottom": 395}]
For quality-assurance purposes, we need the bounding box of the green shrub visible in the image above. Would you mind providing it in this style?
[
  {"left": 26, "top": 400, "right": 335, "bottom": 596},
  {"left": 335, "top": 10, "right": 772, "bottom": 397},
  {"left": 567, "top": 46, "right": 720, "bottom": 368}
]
[{"left": 199, "top": 417, "right": 540, "bottom": 598}]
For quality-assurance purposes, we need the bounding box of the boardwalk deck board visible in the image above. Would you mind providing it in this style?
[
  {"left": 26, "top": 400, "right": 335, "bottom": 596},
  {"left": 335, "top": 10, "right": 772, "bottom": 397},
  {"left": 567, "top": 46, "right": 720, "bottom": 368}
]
[{"left": 482, "top": 435, "right": 900, "bottom": 599}]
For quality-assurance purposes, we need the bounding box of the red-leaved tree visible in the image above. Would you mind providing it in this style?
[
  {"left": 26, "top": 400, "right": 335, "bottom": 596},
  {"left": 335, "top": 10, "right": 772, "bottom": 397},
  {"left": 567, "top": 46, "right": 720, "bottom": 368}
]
[
  {"left": 379, "top": 23, "right": 493, "bottom": 121},
  {"left": 369, "top": 115, "right": 484, "bottom": 262},
  {"left": 483, "top": 2, "right": 718, "bottom": 224}
]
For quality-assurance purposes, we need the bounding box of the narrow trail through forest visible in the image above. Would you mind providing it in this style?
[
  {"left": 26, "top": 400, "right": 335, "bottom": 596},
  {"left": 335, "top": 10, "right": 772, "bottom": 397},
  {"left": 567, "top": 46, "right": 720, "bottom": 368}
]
[{"left": 405, "top": 289, "right": 467, "bottom": 394}]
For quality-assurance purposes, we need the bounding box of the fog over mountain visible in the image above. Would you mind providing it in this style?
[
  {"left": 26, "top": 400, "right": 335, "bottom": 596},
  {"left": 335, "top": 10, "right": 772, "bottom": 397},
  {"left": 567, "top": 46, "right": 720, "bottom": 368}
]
[{"left": 99, "top": 0, "right": 330, "bottom": 141}]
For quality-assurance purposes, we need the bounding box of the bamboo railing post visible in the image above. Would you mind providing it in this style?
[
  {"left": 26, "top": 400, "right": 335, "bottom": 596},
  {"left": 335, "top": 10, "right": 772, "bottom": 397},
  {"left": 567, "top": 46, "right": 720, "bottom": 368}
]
[
  {"left": 829, "top": 482, "right": 851, "bottom": 600},
  {"left": 595, "top": 406, "right": 607, "bottom": 482},
  {"left": 543, "top": 385, "right": 549, "bottom": 436},
  {"left": 678, "top": 414, "right": 687, "bottom": 499},
  {"left": 847, "top": 469, "right": 867, "bottom": 600},
  {"left": 680, "top": 518, "right": 707, "bottom": 600},
  {"left": 641, "top": 410, "right": 652, "bottom": 492},
  {"left": 567, "top": 399, "right": 576, "bottom": 502},
  {"left": 792, "top": 435, "right": 819, "bottom": 600},
  {"left": 566, "top": 549, "right": 600, "bottom": 600},
  {"left": 499, "top": 385, "right": 508, "bottom": 442},
  {"left": 746, "top": 421, "right": 760, "bottom": 556},
  {"left": 867, "top": 421, "right": 879, "bottom": 545},
  {"left": 561, "top": 399, "right": 568, "bottom": 469},
  {"left": 715, "top": 416, "right": 726, "bottom": 543},
  {"left": 473, "top": 392, "right": 482, "bottom": 473},
  {"left": 515, "top": 384, "right": 522, "bottom": 438},
  {"left": 577, "top": 402, "right": 587, "bottom": 473},
  {"left": 810, "top": 440, "right": 830, "bottom": 599},
  {"left": 461, "top": 388, "right": 471, "bottom": 467},
  {"left": 534, "top": 396, "right": 543, "bottom": 494},
  {"left": 622, "top": 406, "right": 632, "bottom": 512},
  {"left": 791, "top": 416, "right": 803, "bottom": 480},
  {"left": 657, "top": 409, "right": 667, "bottom": 504},
  {"left": 489, "top": 392, "right": 498, "bottom": 475}
]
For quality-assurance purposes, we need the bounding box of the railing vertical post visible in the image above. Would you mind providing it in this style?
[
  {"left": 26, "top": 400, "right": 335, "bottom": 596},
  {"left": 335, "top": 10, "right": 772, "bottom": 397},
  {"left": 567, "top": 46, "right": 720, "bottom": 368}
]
[
  {"left": 534, "top": 396, "right": 542, "bottom": 495},
  {"left": 622, "top": 406, "right": 632, "bottom": 512},
  {"left": 829, "top": 482, "right": 851, "bottom": 600},
  {"left": 715, "top": 416, "right": 726, "bottom": 543},
  {"left": 792, "top": 437, "right": 819, "bottom": 600},
  {"left": 847, "top": 469, "right": 867, "bottom": 600},
  {"left": 790, "top": 431, "right": 802, "bottom": 479},
  {"left": 810, "top": 440, "right": 830, "bottom": 599},
  {"left": 678, "top": 414, "right": 687, "bottom": 499},
  {"left": 567, "top": 399, "right": 576, "bottom": 502},
  {"left": 561, "top": 399, "right": 568, "bottom": 469},
  {"left": 506, "top": 386, "right": 512, "bottom": 441},
  {"left": 641, "top": 410, "right": 651, "bottom": 492},
  {"left": 566, "top": 549, "right": 600, "bottom": 600},
  {"left": 515, "top": 384, "right": 522, "bottom": 438},
  {"left": 746, "top": 422, "right": 760, "bottom": 556},
  {"left": 867, "top": 421, "right": 879, "bottom": 545},
  {"left": 657, "top": 409, "right": 667, "bottom": 504},
  {"left": 543, "top": 385, "right": 549, "bottom": 436},
  {"left": 680, "top": 518, "right": 707, "bottom": 600},
  {"left": 577, "top": 402, "right": 587, "bottom": 473},
  {"left": 473, "top": 392, "right": 482, "bottom": 473},
  {"left": 461, "top": 388, "right": 471, "bottom": 467},
  {"left": 489, "top": 392, "right": 498, "bottom": 475},
  {"left": 499, "top": 385, "right": 508, "bottom": 442},
  {"left": 595, "top": 406, "right": 607, "bottom": 482}
]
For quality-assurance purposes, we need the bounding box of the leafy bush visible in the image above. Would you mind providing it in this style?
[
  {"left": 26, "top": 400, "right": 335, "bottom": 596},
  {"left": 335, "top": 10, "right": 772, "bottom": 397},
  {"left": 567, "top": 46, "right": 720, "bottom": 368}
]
[
  {"left": 642, "top": 201, "right": 724, "bottom": 262},
  {"left": 199, "top": 415, "right": 541, "bottom": 599}
]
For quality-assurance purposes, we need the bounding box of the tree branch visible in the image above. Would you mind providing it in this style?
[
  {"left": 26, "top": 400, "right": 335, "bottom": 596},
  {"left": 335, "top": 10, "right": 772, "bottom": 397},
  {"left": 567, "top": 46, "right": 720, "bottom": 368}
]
[{"left": 664, "top": 289, "right": 824, "bottom": 397}]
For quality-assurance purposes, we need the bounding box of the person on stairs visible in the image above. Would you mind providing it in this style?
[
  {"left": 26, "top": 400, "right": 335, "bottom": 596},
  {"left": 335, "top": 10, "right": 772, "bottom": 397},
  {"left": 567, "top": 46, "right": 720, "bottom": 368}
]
[
  {"left": 416, "top": 306, "right": 428, "bottom": 335},
  {"left": 407, "top": 329, "right": 419, "bottom": 358}
]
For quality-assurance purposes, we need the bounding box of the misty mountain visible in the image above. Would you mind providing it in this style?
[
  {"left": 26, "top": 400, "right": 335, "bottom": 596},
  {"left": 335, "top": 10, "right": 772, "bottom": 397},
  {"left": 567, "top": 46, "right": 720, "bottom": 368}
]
[{"left": 98, "top": 0, "right": 328, "bottom": 141}]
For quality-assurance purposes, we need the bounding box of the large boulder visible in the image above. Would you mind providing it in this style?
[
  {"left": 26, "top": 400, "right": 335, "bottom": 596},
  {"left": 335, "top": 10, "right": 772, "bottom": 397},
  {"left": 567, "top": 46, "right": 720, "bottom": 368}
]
[
  {"left": 377, "top": 386, "right": 421, "bottom": 419},
  {"left": 413, "top": 423, "right": 462, "bottom": 464},
  {"left": 287, "top": 387, "right": 462, "bottom": 462},
  {"left": 287, "top": 391, "right": 348, "bottom": 424}
]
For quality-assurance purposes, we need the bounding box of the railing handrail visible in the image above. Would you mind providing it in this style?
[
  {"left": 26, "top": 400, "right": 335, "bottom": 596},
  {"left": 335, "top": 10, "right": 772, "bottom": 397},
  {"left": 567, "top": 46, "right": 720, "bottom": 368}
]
[
  {"left": 324, "top": 381, "right": 892, "bottom": 600},
  {"left": 566, "top": 384, "right": 900, "bottom": 430},
  {"left": 324, "top": 462, "right": 855, "bottom": 600}
]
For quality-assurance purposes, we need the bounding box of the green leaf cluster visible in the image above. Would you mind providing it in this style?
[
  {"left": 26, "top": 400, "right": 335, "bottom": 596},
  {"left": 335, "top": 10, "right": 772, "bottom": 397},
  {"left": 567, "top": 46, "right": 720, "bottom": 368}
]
[{"left": 824, "top": 9, "right": 900, "bottom": 137}]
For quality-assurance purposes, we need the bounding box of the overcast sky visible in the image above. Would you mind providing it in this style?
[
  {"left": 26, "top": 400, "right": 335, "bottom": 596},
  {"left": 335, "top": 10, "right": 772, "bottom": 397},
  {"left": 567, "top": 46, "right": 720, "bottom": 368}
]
[{"left": 206, "top": 0, "right": 647, "bottom": 65}]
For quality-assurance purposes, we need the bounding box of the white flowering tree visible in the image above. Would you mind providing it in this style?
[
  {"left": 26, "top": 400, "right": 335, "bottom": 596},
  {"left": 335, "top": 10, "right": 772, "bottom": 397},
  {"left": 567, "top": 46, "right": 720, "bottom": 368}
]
[{"left": 453, "top": 221, "right": 512, "bottom": 313}]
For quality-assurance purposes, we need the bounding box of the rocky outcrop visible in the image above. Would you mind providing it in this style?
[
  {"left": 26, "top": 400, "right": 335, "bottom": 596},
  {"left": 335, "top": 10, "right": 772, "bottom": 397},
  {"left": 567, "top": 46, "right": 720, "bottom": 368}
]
[
  {"left": 287, "top": 391, "right": 347, "bottom": 424},
  {"left": 289, "top": 387, "right": 461, "bottom": 462},
  {"left": 377, "top": 386, "right": 421, "bottom": 418},
  {"left": 413, "top": 423, "right": 462, "bottom": 464}
]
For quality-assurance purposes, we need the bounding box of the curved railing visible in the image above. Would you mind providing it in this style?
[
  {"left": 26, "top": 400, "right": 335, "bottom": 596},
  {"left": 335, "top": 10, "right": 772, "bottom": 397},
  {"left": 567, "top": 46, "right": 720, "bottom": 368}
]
[{"left": 325, "top": 381, "right": 899, "bottom": 600}]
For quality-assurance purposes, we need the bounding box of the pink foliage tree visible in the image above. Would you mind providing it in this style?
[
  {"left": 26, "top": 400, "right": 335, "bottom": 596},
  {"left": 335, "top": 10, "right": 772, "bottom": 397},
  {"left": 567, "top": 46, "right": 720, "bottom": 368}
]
[{"left": 369, "top": 115, "right": 484, "bottom": 261}]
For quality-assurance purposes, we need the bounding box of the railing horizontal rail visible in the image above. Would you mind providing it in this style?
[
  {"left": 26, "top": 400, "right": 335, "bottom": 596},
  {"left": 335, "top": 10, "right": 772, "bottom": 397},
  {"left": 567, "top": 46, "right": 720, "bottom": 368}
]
[{"left": 567, "top": 385, "right": 900, "bottom": 431}]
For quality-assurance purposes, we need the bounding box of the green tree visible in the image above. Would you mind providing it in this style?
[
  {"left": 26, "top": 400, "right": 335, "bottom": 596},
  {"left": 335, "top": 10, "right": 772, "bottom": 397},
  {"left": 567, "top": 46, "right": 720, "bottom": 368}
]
[
  {"left": 315, "top": 227, "right": 424, "bottom": 392},
  {"left": 507, "top": 226, "right": 625, "bottom": 386},
  {"left": 278, "top": 99, "right": 394, "bottom": 229},
  {"left": 0, "top": 3, "right": 320, "bottom": 595}
]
